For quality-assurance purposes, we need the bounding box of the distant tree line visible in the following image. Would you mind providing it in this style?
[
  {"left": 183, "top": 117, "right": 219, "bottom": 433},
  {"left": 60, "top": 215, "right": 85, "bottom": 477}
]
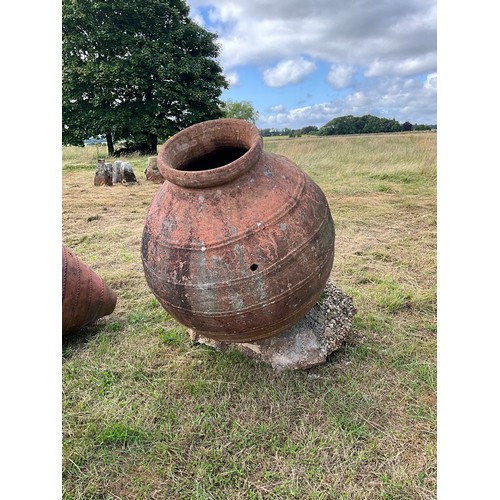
[
  {"left": 260, "top": 115, "right": 436, "bottom": 138},
  {"left": 260, "top": 126, "right": 319, "bottom": 137}
]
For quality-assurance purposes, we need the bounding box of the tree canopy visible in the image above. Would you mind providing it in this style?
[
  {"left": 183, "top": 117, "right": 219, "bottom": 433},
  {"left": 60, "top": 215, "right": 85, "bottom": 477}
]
[
  {"left": 62, "top": 0, "right": 228, "bottom": 155},
  {"left": 318, "top": 115, "right": 403, "bottom": 136},
  {"left": 221, "top": 100, "right": 259, "bottom": 124}
]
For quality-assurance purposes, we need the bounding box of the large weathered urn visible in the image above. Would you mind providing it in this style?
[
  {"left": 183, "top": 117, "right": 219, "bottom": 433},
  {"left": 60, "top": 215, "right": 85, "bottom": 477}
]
[
  {"left": 141, "top": 118, "right": 335, "bottom": 342},
  {"left": 62, "top": 246, "right": 117, "bottom": 335}
]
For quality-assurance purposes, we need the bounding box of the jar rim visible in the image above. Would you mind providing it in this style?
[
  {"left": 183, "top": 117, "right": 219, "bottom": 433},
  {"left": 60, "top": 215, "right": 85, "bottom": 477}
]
[{"left": 158, "top": 118, "right": 263, "bottom": 189}]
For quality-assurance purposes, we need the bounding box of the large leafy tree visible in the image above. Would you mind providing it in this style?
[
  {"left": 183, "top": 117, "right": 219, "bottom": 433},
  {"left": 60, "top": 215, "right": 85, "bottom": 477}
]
[{"left": 62, "top": 0, "right": 228, "bottom": 155}]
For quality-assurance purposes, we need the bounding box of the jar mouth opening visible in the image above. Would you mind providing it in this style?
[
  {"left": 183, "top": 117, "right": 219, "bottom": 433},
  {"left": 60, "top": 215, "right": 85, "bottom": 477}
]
[
  {"left": 158, "top": 119, "right": 263, "bottom": 188},
  {"left": 177, "top": 145, "right": 249, "bottom": 172}
]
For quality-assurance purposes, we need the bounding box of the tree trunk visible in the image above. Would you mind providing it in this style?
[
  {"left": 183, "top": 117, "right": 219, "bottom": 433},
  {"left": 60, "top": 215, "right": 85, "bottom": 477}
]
[
  {"left": 106, "top": 133, "right": 114, "bottom": 156},
  {"left": 149, "top": 133, "right": 158, "bottom": 154}
]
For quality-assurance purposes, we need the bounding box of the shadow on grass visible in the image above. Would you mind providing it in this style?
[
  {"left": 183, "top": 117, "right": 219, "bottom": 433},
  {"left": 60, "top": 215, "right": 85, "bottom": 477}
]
[{"left": 62, "top": 319, "right": 123, "bottom": 359}]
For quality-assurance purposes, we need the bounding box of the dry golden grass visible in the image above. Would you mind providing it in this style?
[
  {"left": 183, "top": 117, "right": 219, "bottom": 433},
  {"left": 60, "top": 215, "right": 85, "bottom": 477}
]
[{"left": 63, "top": 132, "right": 436, "bottom": 499}]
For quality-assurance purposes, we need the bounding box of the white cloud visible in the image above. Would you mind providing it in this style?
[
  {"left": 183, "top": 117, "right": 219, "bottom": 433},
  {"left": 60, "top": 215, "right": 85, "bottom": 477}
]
[
  {"left": 186, "top": 0, "right": 437, "bottom": 127},
  {"left": 207, "top": 3, "right": 243, "bottom": 23},
  {"left": 258, "top": 73, "right": 437, "bottom": 129},
  {"left": 269, "top": 104, "right": 286, "bottom": 113},
  {"left": 259, "top": 102, "right": 341, "bottom": 129},
  {"left": 327, "top": 64, "right": 355, "bottom": 89},
  {"left": 424, "top": 72, "right": 437, "bottom": 93},
  {"left": 263, "top": 57, "right": 316, "bottom": 87},
  {"left": 225, "top": 71, "right": 240, "bottom": 87},
  {"left": 187, "top": 0, "right": 437, "bottom": 78},
  {"left": 365, "top": 52, "right": 437, "bottom": 77},
  {"left": 190, "top": 8, "right": 205, "bottom": 26}
]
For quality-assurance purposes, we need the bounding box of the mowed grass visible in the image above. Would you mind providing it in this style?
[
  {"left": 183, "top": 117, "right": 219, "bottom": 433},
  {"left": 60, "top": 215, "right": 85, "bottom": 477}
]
[{"left": 62, "top": 131, "right": 436, "bottom": 499}]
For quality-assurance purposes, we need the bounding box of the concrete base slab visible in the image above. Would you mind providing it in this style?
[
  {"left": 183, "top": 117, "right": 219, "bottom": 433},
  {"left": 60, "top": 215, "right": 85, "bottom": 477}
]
[{"left": 188, "top": 280, "right": 357, "bottom": 372}]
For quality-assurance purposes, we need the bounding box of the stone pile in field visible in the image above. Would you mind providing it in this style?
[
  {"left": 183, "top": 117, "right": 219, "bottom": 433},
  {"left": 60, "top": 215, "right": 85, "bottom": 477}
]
[
  {"left": 188, "top": 280, "right": 356, "bottom": 372},
  {"left": 144, "top": 156, "right": 164, "bottom": 183},
  {"left": 94, "top": 159, "right": 138, "bottom": 186}
]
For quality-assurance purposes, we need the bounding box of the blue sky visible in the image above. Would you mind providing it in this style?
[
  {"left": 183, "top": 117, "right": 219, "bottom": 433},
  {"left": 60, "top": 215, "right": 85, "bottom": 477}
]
[{"left": 186, "top": 0, "right": 437, "bottom": 130}]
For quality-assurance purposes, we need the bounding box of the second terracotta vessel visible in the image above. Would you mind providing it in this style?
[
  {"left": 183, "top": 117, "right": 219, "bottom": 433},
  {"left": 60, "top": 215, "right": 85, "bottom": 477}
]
[
  {"left": 141, "top": 118, "right": 334, "bottom": 342},
  {"left": 62, "top": 246, "right": 117, "bottom": 335}
]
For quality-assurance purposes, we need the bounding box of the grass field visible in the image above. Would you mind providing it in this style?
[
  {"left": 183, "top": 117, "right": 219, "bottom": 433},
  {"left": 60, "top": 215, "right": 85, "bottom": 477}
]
[{"left": 62, "top": 131, "right": 437, "bottom": 499}]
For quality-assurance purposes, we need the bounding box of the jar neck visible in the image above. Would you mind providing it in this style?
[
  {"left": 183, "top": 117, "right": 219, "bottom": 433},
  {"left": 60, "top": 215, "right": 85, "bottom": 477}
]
[{"left": 158, "top": 118, "right": 263, "bottom": 189}]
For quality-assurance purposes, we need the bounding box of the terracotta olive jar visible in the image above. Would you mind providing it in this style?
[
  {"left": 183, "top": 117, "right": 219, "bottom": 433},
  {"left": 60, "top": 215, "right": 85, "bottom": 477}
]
[
  {"left": 141, "top": 118, "right": 334, "bottom": 342},
  {"left": 62, "top": 246, "right": 117, "bottom": 335}
]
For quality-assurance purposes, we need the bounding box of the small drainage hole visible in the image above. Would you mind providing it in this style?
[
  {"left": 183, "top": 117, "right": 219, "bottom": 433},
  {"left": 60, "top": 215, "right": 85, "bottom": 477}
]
[{"left": 250, "top": 263, "right": 258, "bottom": 272}]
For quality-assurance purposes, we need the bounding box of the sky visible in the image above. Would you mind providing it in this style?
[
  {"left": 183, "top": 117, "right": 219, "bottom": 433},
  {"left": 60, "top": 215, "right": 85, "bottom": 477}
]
[{"left": 186, "top": 0, "right": 437, "bottom": 130}]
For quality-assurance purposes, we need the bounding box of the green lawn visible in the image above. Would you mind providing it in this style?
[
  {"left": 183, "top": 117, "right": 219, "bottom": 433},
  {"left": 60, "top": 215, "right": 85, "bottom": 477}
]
[{"left": 63, "top": 131, "right": 436, "bottom": 499}]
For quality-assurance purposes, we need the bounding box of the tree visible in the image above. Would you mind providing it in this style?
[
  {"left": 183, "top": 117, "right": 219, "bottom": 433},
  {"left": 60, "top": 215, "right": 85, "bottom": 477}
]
[
  {"left": 62, "top": 0, "right": 228, "bottom": 156},
  {"left": 221, "top": 100, "right": 259, "bottom": 124},
  {"left": 402, "top": 121, "right": 413, "bottom": 131},
  {"left": 319, "top": 114, "right": 403, "bottom": 136},
  {"left": 300, "top": 125, "right": 318, "bottom": 135},
  {"left": 362, "top": 114, "right": 383, "bottom": 133}
]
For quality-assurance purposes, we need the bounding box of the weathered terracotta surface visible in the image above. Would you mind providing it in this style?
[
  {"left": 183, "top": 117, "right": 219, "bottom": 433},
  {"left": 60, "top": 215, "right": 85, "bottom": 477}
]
[
  {"left": 141, "top": 118, "right": 335, "bottom": 342},
  {"left": 62, "top": 246, "right": 117, "bottom": 335},
  {"left": 189, "top": 280, "right": 356, "bottom": 372}
]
